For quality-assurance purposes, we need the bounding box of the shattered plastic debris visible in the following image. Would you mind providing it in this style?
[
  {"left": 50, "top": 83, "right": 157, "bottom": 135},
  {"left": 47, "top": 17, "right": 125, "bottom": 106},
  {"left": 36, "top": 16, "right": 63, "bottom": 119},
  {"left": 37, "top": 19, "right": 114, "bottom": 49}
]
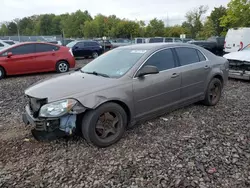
[
  {"left": 59, "top": 115, "right": 77, "bottom": 135},
  {"left": 208, "top": 168, "right": 217, "bottom": 174}
]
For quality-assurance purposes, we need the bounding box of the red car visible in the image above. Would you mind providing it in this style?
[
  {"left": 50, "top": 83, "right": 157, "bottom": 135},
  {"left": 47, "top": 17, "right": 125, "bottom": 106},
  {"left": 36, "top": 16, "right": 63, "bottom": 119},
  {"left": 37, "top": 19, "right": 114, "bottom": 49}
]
[{"left": 0, "top": 42, "right": 76, "bottom": 79}]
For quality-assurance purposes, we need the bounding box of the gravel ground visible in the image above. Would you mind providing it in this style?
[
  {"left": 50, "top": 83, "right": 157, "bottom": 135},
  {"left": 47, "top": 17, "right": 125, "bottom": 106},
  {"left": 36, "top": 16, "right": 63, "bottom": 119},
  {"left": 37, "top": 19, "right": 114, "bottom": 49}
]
[{"left": 0, "top": 60, "right": 250, "bottom": 188}]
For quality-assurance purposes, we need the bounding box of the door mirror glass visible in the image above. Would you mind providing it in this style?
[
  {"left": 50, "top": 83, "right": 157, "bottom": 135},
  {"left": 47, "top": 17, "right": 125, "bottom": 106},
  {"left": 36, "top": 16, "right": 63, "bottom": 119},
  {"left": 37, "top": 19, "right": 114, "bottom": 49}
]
[
  {"left": 137, "top": 65, "right": 159, "bottom": 77},
  {"left": 7, "top": 52, "right": 13, "bottom": 58}
]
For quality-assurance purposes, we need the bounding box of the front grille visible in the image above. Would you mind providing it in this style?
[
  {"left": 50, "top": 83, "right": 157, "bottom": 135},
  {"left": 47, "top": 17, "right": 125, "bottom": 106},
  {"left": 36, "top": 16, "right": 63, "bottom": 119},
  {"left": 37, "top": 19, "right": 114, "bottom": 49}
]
[{"left": 28, "top": 97, "right": 47, "bottom": 118}]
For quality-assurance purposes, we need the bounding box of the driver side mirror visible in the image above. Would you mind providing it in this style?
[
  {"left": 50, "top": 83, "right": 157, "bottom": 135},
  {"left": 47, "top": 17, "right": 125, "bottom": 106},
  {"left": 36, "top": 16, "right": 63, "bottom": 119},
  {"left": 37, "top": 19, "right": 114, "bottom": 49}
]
[
  {"left": 137, "top": 65, "right": 159, "bottom": 77},
  {"left": 7, "top": 52, "right": 13, "bottom": 58}
]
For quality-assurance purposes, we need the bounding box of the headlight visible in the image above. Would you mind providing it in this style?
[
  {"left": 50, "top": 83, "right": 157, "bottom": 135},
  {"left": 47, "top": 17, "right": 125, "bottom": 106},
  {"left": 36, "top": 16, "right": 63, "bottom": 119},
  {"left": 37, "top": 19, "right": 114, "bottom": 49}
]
[{"left": 39, "top": 99, "right": 77, "bottom": 118}]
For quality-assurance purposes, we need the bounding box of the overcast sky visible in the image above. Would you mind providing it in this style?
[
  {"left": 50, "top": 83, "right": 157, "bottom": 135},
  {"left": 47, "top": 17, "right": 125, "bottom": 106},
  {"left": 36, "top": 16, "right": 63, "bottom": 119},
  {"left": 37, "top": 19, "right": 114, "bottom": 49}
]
[{"left": 1, "top": 0, "right": 230, "bottom": 25}]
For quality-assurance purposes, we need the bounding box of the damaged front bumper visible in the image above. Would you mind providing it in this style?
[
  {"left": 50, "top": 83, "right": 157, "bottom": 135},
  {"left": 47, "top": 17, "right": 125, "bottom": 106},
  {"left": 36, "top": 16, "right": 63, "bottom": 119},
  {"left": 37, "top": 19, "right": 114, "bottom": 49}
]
[{"left": 22, "top": 105, "right": 78, "bottom": 141}]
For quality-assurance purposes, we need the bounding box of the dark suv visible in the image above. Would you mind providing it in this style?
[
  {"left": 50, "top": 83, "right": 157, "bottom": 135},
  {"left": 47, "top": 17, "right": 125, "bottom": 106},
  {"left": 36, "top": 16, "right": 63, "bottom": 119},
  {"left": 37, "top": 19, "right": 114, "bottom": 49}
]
[{"left": 66, "top": 40, "right": 103, "bottom": 58}]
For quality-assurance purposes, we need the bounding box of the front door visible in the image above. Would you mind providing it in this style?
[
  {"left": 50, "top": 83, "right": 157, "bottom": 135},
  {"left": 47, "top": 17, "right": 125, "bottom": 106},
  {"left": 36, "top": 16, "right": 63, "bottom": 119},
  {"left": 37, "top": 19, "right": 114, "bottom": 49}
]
[
  {"left": 4, "top": 44, "right": 36, "bottom": 74},
  {"left": 133, "top": 48, "right": 181, "bottom": 119},
  {"left": 174, "top": 47, "right": 211, "bottom": 101}
]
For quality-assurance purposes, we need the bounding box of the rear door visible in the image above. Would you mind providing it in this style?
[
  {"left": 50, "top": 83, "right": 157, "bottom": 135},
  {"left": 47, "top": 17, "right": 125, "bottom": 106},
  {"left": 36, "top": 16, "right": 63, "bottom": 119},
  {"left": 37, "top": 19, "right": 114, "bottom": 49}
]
[
  {"left": 35, "top": 43, "right": 59, "bottom": 71},
  {"left": 3, "top": 44, "right": 36, "bottom": 74},
  {"left": 73, "top": 42, "right": 85, "bottom": 57},
  {"left": 174, "top": 47, "right": 210, "bottom": 102}
]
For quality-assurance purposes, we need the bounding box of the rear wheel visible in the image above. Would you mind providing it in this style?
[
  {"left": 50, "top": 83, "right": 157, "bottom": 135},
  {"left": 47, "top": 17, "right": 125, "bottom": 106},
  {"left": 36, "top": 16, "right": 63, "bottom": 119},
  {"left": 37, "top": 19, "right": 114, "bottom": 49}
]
[
  {"left": 56, "top": 61, "right": 69, "bottom": 73},
  {"left": 81, "top": 103, "right": 127, "bottom": 147},
  {"left": 0, "top": 67, "right": 5, "bottom": 79},
  {"left": 203, "top": 78, "right": 222, "bottom": 106}
]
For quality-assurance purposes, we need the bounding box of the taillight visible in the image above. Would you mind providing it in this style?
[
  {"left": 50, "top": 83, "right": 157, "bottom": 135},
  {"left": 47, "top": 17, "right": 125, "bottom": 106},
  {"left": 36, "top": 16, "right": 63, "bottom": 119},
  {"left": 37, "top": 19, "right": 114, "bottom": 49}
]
[
  {"left": 224, "top": 41, "right": 226, "bottom": 48},
  {"left": 240, "top": 41, "right": 243, "bottom": 50}
]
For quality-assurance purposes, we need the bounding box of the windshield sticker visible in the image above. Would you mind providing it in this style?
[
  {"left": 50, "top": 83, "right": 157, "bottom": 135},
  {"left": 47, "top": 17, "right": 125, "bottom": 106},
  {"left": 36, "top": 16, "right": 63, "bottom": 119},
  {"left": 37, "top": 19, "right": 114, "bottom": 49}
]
[{"left": 130, "top": 50, "right": 147, "bottom": 54}]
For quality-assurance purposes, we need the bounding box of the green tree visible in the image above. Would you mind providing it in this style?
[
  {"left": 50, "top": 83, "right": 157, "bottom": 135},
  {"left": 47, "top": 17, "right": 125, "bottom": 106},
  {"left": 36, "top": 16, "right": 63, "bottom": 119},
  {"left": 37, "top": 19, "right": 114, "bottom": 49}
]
[
  {"left": 83, "top": 20, "right": 99, "bottom": 38},
  {"left": 165, "top": 25, "right": 185, "bottom": 37},
  {"left": 209, "top": 6, "right": 227, "bottom": 36},
  {"left": 220, "top": 0, "right": 250, "bottom": 28},
  {"left": 7, "top": 22, "right": 18, "bottom": 35},
  {"left": 183, "top": 5, "right": 209, "bottom": 38},
  {"left": 61, "top": 10, "right": 92, "bottom": 37},
  {"left": 198, "top": 18, "right": 214, "bottom": 39},
  {"left": 0, "top": 23, "right": 8, "bottom": 36},
  {"left": 145, "top": 18, "right": 165, "bottom": 37}
]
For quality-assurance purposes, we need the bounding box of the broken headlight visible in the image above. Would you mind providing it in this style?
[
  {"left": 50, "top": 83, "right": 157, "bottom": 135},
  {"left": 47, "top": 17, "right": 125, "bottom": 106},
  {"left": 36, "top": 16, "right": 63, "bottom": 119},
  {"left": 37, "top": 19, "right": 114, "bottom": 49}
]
[{"left": 39, "top": 99, "right": 77, "bottom": 118}]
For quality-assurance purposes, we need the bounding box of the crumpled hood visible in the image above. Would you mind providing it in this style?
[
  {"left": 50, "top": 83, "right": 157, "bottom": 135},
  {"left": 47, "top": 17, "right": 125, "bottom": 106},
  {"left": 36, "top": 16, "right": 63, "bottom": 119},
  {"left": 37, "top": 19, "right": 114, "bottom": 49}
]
[
  {"left": 223, "top": 51, "right": 250, "bottom": 62},
  {"left": 25, "top": 71, "right": 118, "bottom": 102}
]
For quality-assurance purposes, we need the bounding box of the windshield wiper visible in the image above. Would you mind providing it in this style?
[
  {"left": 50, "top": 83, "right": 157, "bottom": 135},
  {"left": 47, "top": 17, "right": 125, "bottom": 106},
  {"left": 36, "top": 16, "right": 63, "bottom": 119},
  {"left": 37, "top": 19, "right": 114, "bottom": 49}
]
[{"left": 83, "top": 71, "right": 110, "bottom": 78}]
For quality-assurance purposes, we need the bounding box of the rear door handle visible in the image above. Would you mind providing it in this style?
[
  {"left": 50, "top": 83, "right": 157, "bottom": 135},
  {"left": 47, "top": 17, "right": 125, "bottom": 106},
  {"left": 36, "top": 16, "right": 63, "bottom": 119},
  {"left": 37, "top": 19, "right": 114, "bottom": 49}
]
[{"left": 171, "top": 73, "right": 179, "bottom": 78}]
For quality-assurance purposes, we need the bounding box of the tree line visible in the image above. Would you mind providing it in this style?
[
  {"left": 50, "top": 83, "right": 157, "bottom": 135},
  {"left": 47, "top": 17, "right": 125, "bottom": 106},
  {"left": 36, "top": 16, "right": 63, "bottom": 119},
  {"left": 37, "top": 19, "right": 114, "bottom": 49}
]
[{"left": 0, "top": 0, "right": 249, "bottom": 39}]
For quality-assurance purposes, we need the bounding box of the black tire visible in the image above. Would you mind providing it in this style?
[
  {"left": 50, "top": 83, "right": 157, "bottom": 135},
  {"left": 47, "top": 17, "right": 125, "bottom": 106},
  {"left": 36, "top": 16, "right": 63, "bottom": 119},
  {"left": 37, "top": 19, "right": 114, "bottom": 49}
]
[
  {"left": 81, "top": 103, "right": 127, "bottom": 147},
  {"left": 56, "top": 61, "right": 69, "bottom": 73},
  {"left": 0, "top": 66, "right": 5, "bottom": 80},
  {"left": 203, "top": 78, "right": 222, "bottom": 106},
  {"left": 92, "top": 51, "right": 99, "bottom": 59}
]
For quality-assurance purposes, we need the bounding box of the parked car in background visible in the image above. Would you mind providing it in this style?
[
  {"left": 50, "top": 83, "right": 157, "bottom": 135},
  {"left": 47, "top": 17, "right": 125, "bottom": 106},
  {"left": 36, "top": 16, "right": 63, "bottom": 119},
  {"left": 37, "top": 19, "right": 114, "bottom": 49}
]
[
  {"left": 223, "top": 43, "right": 250, "bottom": 80},
  {"left": 134, "top": 38, "right": 146, "bottom": 44},
  {"left": 47, "top": 41, "right": 62, "bottom": 46},
  {"left": 66, "top": 40, "right": 103, "bottom": 58},
  {"left": 224, "top": 27, "right": 250, "bottom": 53},
  {"left": 0, "top": 42, "right": 75, "bottom": 79},
  {"left": 148, "top": 37, "right": 183, "bottom": 43},
  {"left": 22, "top": 43, "right": 228, "bottom": 147},
  {"left": 2, "top": 40, "right": 16, "bottom": 45},
  {"left": 188, "top": 36, "right": 225, "bottom": 56},
  {"left": 95, "top": 40, "right": 113, "bottom": 50},
  {"left": 0, "top": 40, "right": 10, "bottom": 50},
  {"left": 62, "top": 39, "right": 75, "bottom": 46},
  {"left": 110, "top": 38, "right": 132, "bottom": 48}
]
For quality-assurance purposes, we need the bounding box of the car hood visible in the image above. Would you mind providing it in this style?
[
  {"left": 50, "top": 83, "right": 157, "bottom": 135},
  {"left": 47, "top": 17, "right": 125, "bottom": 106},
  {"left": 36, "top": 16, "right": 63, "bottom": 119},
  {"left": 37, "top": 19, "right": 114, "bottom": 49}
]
[
  {"left": 223, "top": 51, "right": 250, "bottom": 62},
  {"left": 25, "top": 71, "right": 119, "bottom": 102}
]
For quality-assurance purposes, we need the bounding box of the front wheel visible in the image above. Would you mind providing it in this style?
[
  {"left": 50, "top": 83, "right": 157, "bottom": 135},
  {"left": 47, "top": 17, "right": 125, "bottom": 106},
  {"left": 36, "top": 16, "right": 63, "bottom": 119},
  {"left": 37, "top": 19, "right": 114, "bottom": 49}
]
[
  {"left": 203, "top": 78, "right": 222, "bottom": 106},
  {"left": 81, "top": 103, "right": 127, "bottom": 147},
  {"left": 56, "top": 61, "right": 69, "bottom": 73}
]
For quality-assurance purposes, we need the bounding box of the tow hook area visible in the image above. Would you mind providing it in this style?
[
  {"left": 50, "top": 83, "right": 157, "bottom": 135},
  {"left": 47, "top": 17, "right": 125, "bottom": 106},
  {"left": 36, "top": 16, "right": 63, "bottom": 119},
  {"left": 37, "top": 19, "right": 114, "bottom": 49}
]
[{"left": 31, "top": 114, "right": 77, "bottom": 141}]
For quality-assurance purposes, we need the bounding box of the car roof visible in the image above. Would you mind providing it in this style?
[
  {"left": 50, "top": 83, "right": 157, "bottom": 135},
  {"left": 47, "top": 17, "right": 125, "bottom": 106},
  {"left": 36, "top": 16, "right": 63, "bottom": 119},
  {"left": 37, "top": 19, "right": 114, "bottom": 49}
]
[{"left": 118, "top": 43, "right": 199, "bottom": 51}]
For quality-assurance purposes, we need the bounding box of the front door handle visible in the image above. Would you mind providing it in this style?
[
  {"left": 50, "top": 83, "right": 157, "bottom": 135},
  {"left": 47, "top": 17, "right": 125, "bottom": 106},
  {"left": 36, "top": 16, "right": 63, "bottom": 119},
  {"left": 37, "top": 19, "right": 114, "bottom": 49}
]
[{"left": 171, "top": 73, "right": 179, "bottom": 78}]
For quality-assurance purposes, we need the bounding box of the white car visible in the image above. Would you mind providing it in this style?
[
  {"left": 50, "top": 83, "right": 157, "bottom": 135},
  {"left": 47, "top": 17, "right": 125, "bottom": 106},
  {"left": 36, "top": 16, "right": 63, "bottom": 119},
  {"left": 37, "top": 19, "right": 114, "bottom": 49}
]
[
  {"left": 224, "top": 44, "right": 250, "bottom": 63},
  {"left": 0, "top": 40, "right": 10, "bottom": 51},
  {"left": 223, "top": 44, "right": 250, "bottom": 80}
]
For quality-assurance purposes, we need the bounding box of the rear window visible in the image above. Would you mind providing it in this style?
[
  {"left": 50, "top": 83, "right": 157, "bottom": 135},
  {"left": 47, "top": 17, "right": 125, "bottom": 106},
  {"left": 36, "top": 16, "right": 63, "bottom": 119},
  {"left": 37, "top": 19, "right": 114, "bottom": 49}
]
[
  {"left": 175, "top": 47, "right": 200, "bottom": 66},
  {"left": 85, "top": 42, "right": 99, "bottom": 47},
  {"left": 36, "top": 44, "right": 59, "bottom": 53}
]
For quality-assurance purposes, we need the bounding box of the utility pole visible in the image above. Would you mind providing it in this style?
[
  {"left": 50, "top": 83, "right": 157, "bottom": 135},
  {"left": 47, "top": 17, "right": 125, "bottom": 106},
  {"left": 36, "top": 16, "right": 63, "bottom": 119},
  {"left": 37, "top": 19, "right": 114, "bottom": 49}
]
[
  {"left": 166, "top": 12, "right": 169, "bottom": 27},
  {"left": 13, "top": 19, "right": 20, "bottom": 42}
]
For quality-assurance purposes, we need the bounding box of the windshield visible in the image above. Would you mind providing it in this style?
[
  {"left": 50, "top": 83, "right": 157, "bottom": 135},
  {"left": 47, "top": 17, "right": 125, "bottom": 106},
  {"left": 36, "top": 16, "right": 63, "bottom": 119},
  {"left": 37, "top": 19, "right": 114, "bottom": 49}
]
[
  {"left": 242, "top": 44, "right": 250, "bottom": 51},
  {"left": 81, "top": 49, "right": 147, "bottom": 78},
  {"left": 66, "top": 41, "right": 78, "bottom": 48}
]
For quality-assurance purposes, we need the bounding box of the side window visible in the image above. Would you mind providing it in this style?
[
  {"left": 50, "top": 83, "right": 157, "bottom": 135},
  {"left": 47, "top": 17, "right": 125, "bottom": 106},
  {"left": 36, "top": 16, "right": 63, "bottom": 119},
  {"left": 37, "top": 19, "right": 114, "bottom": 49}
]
[
  {"left": 175, "top": 47, "right": 200, "bottom": 66},
  {"left": 143, "top": 49, "right": 175, "bottom": 71},
  {"left": 0, "top": 42, "right": 4, "bottom": 47},
  {"left": 36, "top": 44, "right": 59, "bottom": 53},
  {"left": 84, "top": 42, "right": 91, "bottom": 47},
  {"left": 76, "top": 42, "right": 84, "bottom": 48},
  {"left": 10, "top": 44, "right": 35, "bottom": 55},
  {"left": 196, "top": 50, "right": 206, "bottom": 61},
  {"left": 91, "top": 42, "right": 99, "bottom": 47}
]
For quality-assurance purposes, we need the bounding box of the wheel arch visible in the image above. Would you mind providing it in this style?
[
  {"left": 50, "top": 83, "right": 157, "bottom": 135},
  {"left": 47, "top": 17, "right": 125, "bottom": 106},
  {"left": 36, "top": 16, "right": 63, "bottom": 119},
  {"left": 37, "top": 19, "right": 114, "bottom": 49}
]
[
  {"left": 0, "top": 65, "right": 6, "bottom": 75},
  {"left": 93, "top": 100, "right": 131, "bottom": 126}
]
